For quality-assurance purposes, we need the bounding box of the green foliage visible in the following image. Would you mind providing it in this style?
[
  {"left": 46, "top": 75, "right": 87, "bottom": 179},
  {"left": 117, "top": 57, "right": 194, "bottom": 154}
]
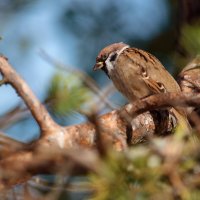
[
  {"left": 180, "top": 24, "right": 200, "bottom": 56},
  {"left": 88, "top": 133, "right": 200, "bottom": 200},
  {"left": 174, "top": 23, "right": 200, "bottom": 71},
  {"left": 47, "top": 72, "right": 91, "bottom": 116},
  {"left": 89, "top": 149, "right": 170, "bottom": 200}
]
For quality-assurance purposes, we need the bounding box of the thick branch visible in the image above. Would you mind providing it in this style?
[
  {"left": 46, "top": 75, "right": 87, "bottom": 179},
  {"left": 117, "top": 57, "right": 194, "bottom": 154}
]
[
  {"left": 0, "top": 147, "right": 99, "bottom": 190},
  {"left": 0, "top": 92, "right": 195, "bottom": 189}
]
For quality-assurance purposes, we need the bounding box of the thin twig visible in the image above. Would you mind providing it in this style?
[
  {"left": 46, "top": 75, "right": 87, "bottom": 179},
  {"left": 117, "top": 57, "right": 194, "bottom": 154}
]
[{"left": 40, "top": 50, "right": 115, "bottom": 110}]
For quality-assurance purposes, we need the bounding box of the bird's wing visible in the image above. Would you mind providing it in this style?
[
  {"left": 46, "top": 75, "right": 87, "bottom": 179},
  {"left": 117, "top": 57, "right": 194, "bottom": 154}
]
[{"left": 142, "top": 76, "right": 167, "bottom": 94}]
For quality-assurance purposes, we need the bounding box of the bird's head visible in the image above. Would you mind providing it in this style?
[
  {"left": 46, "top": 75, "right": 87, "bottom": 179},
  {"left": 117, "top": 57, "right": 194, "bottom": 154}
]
[{"left": 93, "top": 42, "right": 129, "bottom": 76}]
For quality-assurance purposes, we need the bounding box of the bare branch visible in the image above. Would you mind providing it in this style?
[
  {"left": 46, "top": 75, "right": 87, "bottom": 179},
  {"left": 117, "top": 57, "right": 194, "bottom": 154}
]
[
  {"left": 123, "top": 92, "right": 200, "bottom": 117},
  {"left": 0, "top": 56, "right": 60, "bottom": 134},
  {"left": 0, "top": 104, "right": 28, "bottom": 129},
  {"left": 0, "top": 147, "right": 99, "bottom": 190}
]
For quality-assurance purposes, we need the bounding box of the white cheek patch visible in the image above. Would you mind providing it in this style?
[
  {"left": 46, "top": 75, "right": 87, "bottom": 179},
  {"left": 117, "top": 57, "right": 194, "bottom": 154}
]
[{"left": 105, "top": 56, "right": 114, "bottom": 73}]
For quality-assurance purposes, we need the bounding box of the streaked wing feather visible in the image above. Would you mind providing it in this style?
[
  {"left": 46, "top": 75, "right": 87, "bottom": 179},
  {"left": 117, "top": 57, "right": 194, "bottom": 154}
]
[{"left": 142, "top": 77, "right": 166, "bottom": 94}]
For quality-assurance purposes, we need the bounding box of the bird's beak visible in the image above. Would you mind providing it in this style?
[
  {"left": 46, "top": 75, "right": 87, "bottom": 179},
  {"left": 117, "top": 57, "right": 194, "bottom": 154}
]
[{"left": 93, "top": 62, "right": 104, "bottom": 71}]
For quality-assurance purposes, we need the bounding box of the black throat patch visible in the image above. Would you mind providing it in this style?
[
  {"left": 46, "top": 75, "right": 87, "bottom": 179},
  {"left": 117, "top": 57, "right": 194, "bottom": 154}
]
[{"left": 101, "top": 65, "right": 110, "bottom": 78}]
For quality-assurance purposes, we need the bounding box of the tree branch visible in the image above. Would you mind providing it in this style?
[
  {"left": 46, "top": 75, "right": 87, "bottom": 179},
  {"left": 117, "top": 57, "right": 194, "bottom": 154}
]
[
  {"left": 0, "top": 56, "right": 59, "bottom": 134},
  {"left": 123, "top": 92, "right": 200, "bottom": 117}
]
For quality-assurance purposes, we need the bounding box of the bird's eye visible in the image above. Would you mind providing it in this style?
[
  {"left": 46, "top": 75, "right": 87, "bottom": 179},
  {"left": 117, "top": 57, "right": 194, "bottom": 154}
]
[{"left": 102, "top": 54, "right": 107, "bottom": 61}]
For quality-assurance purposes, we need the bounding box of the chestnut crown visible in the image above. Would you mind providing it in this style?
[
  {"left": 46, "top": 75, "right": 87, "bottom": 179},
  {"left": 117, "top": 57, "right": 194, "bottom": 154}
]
[{"left": 93, "top": 42, "right": 128, "bottom": 71}]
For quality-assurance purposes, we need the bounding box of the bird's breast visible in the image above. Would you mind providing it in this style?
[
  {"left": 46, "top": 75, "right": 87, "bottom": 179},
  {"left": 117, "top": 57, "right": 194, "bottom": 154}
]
[{"left": 109, "top": 62, "right": 152, "bottom": 101}]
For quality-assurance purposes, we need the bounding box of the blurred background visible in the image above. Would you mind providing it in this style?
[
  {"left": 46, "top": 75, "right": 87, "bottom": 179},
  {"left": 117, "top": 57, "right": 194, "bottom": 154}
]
[
  {"left": 0, "top": 0, "right": 200, "bottom": 143},
  {"left": 0, "top": 0, "right": 200, "bottom": 141},
  {"left": 1, "top": 0, "right": 200, "bottom": 199}
]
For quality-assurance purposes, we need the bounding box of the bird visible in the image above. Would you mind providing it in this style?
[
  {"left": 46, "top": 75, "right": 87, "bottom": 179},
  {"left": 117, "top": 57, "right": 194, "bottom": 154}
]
[{"left": 93, "top": 42, "right": 189, "bottom": 130}]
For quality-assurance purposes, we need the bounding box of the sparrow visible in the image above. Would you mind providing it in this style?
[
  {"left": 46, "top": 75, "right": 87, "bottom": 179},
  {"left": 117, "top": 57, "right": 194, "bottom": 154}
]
[{"left": 93, "top": 42, "right": 189, "bottom": 129}]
